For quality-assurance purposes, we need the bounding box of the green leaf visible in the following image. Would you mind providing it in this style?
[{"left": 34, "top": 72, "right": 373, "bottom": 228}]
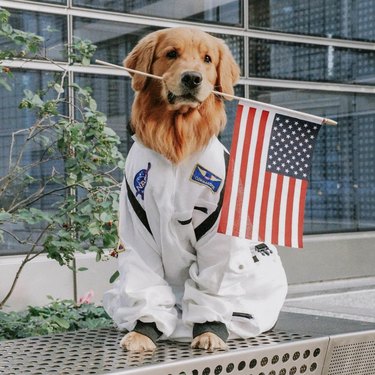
[
  {"left": 109, "top": 270, "right": 120, "bottom": 284},
  {"left": 82, "top": 56, "right": 91, "bottom": 66},
  {"left": 88, "top": 98, "right": 97, "bottom": 111},
  {"left": 0, "top": 77, "right": 12, "bottom": 91},
  {"left": 95, "top": 251, "right": 102, "bottom": 262},
  {"left": 53, "top": 83, "right": 64, "bottom": 94},
  {"left": 99, "top": 212, "right": 112, "bottom": 223},
  {"left": 1, "top": 23, "right": 12, "bottom": 34},
  {"left": 88, "top": 223, "right": 101, "bottom": 236},
  {"left": 51, "top": 316, "right": 70, "bottom": 329},
  {"left": 102, "top": 127, "right": 117, "bottom": 137},
  {"left": 0, "top": 211, "right": 12, "bottom": 221}
]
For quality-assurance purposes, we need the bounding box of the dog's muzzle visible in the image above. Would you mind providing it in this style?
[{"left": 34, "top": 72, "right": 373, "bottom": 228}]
[
  {"left": 167, "top": 71, "right": 203, "bottom": 105},
  {"left": 181, "top": 71, "right": 202, "bottom": 90}
]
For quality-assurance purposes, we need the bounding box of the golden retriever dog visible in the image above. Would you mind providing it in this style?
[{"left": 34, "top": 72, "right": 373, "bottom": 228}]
[
  {"left": 103, "top": 27, "right": 287, "bottom": 352},
  {"left": 125, "top": 27, "right": 240, "bottom": 164}
]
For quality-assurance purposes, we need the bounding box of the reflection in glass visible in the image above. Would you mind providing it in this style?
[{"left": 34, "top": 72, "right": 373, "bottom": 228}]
[
  {"left": 74, "top": 19, "right": 244, "bottom": 73},
  {"left": 214, "top": 33, "right": 244, "bottom": 75},
  {"left": 0, "top": 70, "right": 67, "bottom": 254},
  {"left": 249, "top": 87, "right": 375, "bottom": 233},
  {"left": 73, "top": 0, "right": 242, "bottom": 26},
  {"left": 31, "top": 0, "right": 66, "bottom": 4},
  {"left": 249, "top": 0, "right": 375, "bottom": 42},
  {"left": 75, "top": 74, "right": 133, "bottom": 158},
  {"left": 249, "top": 39, "right": 375, "bottom": 85},
  {"left": 0, "top": 9, "right": 67, "bottom": 61},
  {"left": 74, "top": 18, "right": 160, "bottom": 66},
  {"left": 220, "top": 85, "right": 245, "bottom": 151}
]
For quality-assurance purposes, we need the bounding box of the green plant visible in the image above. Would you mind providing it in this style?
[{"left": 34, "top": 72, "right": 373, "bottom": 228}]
[
  {"left": 68, "top": 37, "right": 97, "bottom": 66},
  {"left": 0, "top": 9, "right": 124, "bottom": 308},
  {"left": 0, "top": 8, "right": 44, "bottom": 90},
  {"left": 0, "top": 297, "right": 113, "bottom": 341}
]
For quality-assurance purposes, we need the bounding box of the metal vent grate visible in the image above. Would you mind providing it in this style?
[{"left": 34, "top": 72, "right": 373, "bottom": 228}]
[
  {"left": 0, "top": 328, "right": 322, "bottom": 375},
  {"left": 327, "top": 340, "right": 375, "bottom": 375}
]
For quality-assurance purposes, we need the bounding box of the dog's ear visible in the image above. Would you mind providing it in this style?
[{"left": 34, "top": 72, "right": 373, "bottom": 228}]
[
  {"left": 124, "top": 32, "right": 158, "bottom": 91},
  {"left": 215, "top": 40, "right": 240, "bottom": 100}
]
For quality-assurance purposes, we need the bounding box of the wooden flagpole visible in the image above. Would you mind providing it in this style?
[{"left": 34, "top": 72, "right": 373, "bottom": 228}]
[{"left": 95, "top": 59, "right": 337, "bottom": 126}]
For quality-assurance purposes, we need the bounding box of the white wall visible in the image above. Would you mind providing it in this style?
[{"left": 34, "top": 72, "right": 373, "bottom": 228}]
[{"left": 0, "top": 253, "right": 117, "bottom": 312}]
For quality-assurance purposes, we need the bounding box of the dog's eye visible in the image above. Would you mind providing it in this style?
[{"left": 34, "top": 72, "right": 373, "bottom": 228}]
[
  {"left": 166, "top": 50, "right": 178, "bottom": 59},
  {"left": 204, "top": 54, "right": 212, "bottom": 63}
]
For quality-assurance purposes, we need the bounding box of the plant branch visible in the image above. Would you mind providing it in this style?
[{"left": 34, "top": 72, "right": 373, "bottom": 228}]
[
  {"left": 0, "top": 228, "right": 29, "bottom": 245},
  {"left": 0, "top": 224, "right": 51, "bottom": 309}
]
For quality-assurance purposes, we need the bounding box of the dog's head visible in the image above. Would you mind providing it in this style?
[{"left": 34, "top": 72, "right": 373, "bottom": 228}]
[{"left": 125, "top": 27, "right": 240, "bottom": 162}]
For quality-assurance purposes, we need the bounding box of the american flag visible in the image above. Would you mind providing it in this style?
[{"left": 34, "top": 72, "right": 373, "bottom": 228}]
[{"left": 218, "top": 101, "right": 323, "bottom": 248}]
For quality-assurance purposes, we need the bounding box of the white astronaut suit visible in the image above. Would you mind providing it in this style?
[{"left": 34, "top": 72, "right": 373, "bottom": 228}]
[{"left": 103, "top": 136, "right": 288, "bottom": 342}]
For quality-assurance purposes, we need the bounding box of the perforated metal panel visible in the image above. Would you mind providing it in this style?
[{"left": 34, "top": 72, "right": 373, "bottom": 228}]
[
  {"left": 322, "top": 331, "right": 375, "bottom": 375},
  {"left": 1, "top": 313, "right": 375, "bottom": 375},
  {"left": 0, "top": 327, "right": 326, "bottom": 375}
]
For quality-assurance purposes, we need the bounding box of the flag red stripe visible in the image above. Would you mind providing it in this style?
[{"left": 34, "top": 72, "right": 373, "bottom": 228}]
[
  {"left": 272, "top": 174, "right": 284, "bottom": 244},
  {"left": 232, "top": 107, "right": 256, "bottom": 236},
  {"left": 218, "top": 104, "right": 243, "bottom": 234},
  {"left": 259, "top": 171, "right": 272, "bottom": 242},
  {"left": 284, "top": 178, "right": 296, "bottom": 247},
  {"left": 246, "top": 110, "right": 269, "bottom": 238},
  {"left": 298, "top": 179, "right": 308, "bottom": 248}
]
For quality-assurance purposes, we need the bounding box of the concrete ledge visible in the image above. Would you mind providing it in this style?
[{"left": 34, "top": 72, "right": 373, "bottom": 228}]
[
  {"left": 1, "top": 231, "right": 375, "bottom": 310},
  {"left": 279, "top": 231, "right": 375, "bottom": 284}
]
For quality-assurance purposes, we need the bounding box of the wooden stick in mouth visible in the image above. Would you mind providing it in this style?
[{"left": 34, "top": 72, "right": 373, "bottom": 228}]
[{"left": 95, "top": 59, "right": 337, "bottom": 126}]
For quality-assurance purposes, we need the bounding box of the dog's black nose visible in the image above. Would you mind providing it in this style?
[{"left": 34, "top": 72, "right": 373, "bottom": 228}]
[{"left": 181, "top": 71, "right": 202, "bottom": 89}]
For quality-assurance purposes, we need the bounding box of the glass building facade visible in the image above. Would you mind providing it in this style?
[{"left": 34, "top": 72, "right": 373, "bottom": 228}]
[{"left": 0, "top": 0, "right": 374, "bottom": 254}]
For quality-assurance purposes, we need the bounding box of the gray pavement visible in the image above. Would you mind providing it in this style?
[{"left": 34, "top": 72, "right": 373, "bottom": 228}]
[{"left": 283, "top": 276, "right": 375, "bottom": 323}]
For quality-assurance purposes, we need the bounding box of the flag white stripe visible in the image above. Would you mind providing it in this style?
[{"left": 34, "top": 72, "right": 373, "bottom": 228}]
[
  {"left": 264, "top": 172, "right": 278, "bottom": 243},
  {"left": 226, "top": 105, "right": 249, "bottom": 233},
  {"left": 251, "top": 109, "right": 275, "bottom": 241},
  {"left": 239, "top": 107, "right": 262, "bottom": 237},
  {"left": 291, "top": 179, "right": 302, "bottom": 247},
  {"left": 278, "top": 176, "right": 290, "bottom": 247}
]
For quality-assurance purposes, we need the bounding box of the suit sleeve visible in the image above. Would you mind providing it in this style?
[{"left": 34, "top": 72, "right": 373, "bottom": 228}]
[{"left": 102, "top": 178, "right": 178, "bottom": 338}]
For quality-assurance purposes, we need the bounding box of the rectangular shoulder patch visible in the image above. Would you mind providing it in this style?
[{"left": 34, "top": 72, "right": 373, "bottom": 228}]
[{"left": 190, "top": 164, "right": 222, "bottom": 193}]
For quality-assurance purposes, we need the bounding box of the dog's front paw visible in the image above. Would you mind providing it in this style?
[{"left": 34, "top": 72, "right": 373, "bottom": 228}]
[
  {"left": 120, "top": 331, "right": 156, "bottom": 351},
  {"left": 191, "top": 332, "right": 228, "bottom": 351}
]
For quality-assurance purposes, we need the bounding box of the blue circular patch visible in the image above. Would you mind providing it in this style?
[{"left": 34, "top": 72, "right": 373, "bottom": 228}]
[{"left": 134, "top": 162, "right": 151, "bottom": 200}]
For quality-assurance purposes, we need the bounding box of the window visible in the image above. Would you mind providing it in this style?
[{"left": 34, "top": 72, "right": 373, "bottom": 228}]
[
  {"left": 249, "top": 39, "right": 375, "bottom": 85},
  {"left": 73, "top": 0, "right": 243, "bottom": 27},
  {"left": 2, "top": 9, "right": 67, "bottom": 61},
  {"left": 249, "top": 0, "right": 375, "bottom": 42},
  {"left": 1, "top": 1, "right": 375, "bottom": 254},
  {"left": 0, "top": 70, "right": 66, "bottom": 253}
]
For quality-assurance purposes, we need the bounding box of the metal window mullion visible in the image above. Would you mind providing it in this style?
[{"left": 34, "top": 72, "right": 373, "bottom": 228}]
[
  {"left": 240, "top": 77, "right": 375, "bottom": 94},
  {"left": 242, "top": 0, "right": 250, "bottom": 99},
  {"left": 351, "top": 93, "right": 361, "bottom": 231},
  {"left": 246, "top": 28, "right": 375, "bottom": 51},
  {"left": 0, "top": 0, "right": 68, "bottom": 15},
  {"left": 67, "top": 9, "right": 78, "bottom": 303},
  {"left": 243, "top": 33, "right": 249, "bottom": 98},
  {"left": 2, "top": 0, "right": 374, "bottom": 51}
]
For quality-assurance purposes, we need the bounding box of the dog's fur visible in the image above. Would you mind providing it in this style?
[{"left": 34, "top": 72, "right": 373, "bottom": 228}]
[
  {"left": 126, "top": 27, "right": 240, "bottom": 164},
  {"left": 121, "top": 27, "right": 240, "bottom": 351}
]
